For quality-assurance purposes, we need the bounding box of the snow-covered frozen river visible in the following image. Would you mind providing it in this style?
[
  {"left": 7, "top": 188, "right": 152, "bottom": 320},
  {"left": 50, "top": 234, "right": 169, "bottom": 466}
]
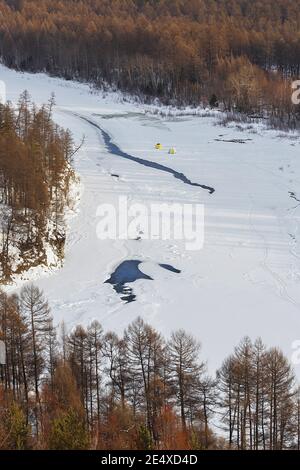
[{"left": 1, "top": 64, "right": 300, "bottom": 377}]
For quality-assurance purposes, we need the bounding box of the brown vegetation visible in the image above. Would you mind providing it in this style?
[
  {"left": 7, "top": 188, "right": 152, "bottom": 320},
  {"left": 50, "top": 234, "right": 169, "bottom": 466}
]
[
  {"left": 0, "top": 93, "right": 74, "bottom": 282},
  {"left": 1, "top": 1, "right": 300, "bottom": 126},
  {"left": 0, "top": 287, "right": 299, "bottom": 450}
]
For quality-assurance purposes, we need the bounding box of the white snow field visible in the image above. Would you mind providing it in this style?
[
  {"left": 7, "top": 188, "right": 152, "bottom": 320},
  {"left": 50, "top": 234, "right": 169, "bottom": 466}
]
[{"left": 1, "top": 64, "right": 300, "bottom": 376}]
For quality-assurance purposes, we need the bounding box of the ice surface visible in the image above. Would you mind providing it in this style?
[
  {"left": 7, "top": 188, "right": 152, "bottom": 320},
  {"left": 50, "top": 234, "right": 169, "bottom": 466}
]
[{"left": 1, "top": 65, "right": 300, "bottom": 378}]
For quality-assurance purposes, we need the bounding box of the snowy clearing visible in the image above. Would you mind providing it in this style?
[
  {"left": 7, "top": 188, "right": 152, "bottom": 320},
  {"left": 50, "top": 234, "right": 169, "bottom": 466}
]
[{"left": 1, "top": 65, "right": 300, "bottom": 377}]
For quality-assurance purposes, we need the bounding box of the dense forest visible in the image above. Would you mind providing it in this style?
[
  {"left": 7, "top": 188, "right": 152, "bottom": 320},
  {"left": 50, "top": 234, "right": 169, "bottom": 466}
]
[
  {"left": 0, "top": 286, "right": 299, "bottom": 450},
  {"left": 0, "top": 93, "right": 75, "bottom": 282},
  {"left": 1, "top": 0, "right": 300, "bottom": 126}
]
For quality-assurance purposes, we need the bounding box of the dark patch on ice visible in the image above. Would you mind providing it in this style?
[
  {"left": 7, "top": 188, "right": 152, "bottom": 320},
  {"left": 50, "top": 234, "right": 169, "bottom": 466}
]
[
  {"left": 111, "top": 173, "right": 119, "bottom": 178},
  {"left": 105, "top": 260, "right": 181, "bottom": 303},
  {"left": 289, "top": 191, "right": 300, "bottom": 211},
  {"left": 159, "top": 263, "right": 181, "bottom": 274},
  {"left": 93, "top": 112, "right": 142, "bottom": 120},
  {"left": 289, "top": 191, "right": 300, "bottom": 203},
  {"left": 79, "top": 115, "right": 215, "bottom": 195},
  {"left": 215, "top": 138, "right": 252, "bottom": 144},
  {"left": 105, "top": 260, "right": 153, "bottom": 303}
]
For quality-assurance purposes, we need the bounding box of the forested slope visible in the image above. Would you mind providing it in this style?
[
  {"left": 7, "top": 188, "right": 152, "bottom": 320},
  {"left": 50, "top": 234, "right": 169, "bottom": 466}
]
[
  {"left": 0, "top": 93, "right": 75, "bottom": 282},
  {"left": 1, "top": 0, "right": 300, "bottom": 124},
  {"left": 0, "top": 287, "right": 299, "bottom": 450}
]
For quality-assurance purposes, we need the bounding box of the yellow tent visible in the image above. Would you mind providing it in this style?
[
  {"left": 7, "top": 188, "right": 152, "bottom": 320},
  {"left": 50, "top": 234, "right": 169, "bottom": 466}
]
[
  {"left": 155, "top": 143, "right": 163, "bottom": 150},
  {"left": 169, "top": 147, "right": 176, "bottom": 155}
]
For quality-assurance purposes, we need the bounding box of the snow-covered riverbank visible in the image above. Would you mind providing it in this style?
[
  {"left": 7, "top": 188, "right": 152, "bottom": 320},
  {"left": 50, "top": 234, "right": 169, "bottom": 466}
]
[{"left": 1, "top": 64, "right": 300, "bottom": 377}]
